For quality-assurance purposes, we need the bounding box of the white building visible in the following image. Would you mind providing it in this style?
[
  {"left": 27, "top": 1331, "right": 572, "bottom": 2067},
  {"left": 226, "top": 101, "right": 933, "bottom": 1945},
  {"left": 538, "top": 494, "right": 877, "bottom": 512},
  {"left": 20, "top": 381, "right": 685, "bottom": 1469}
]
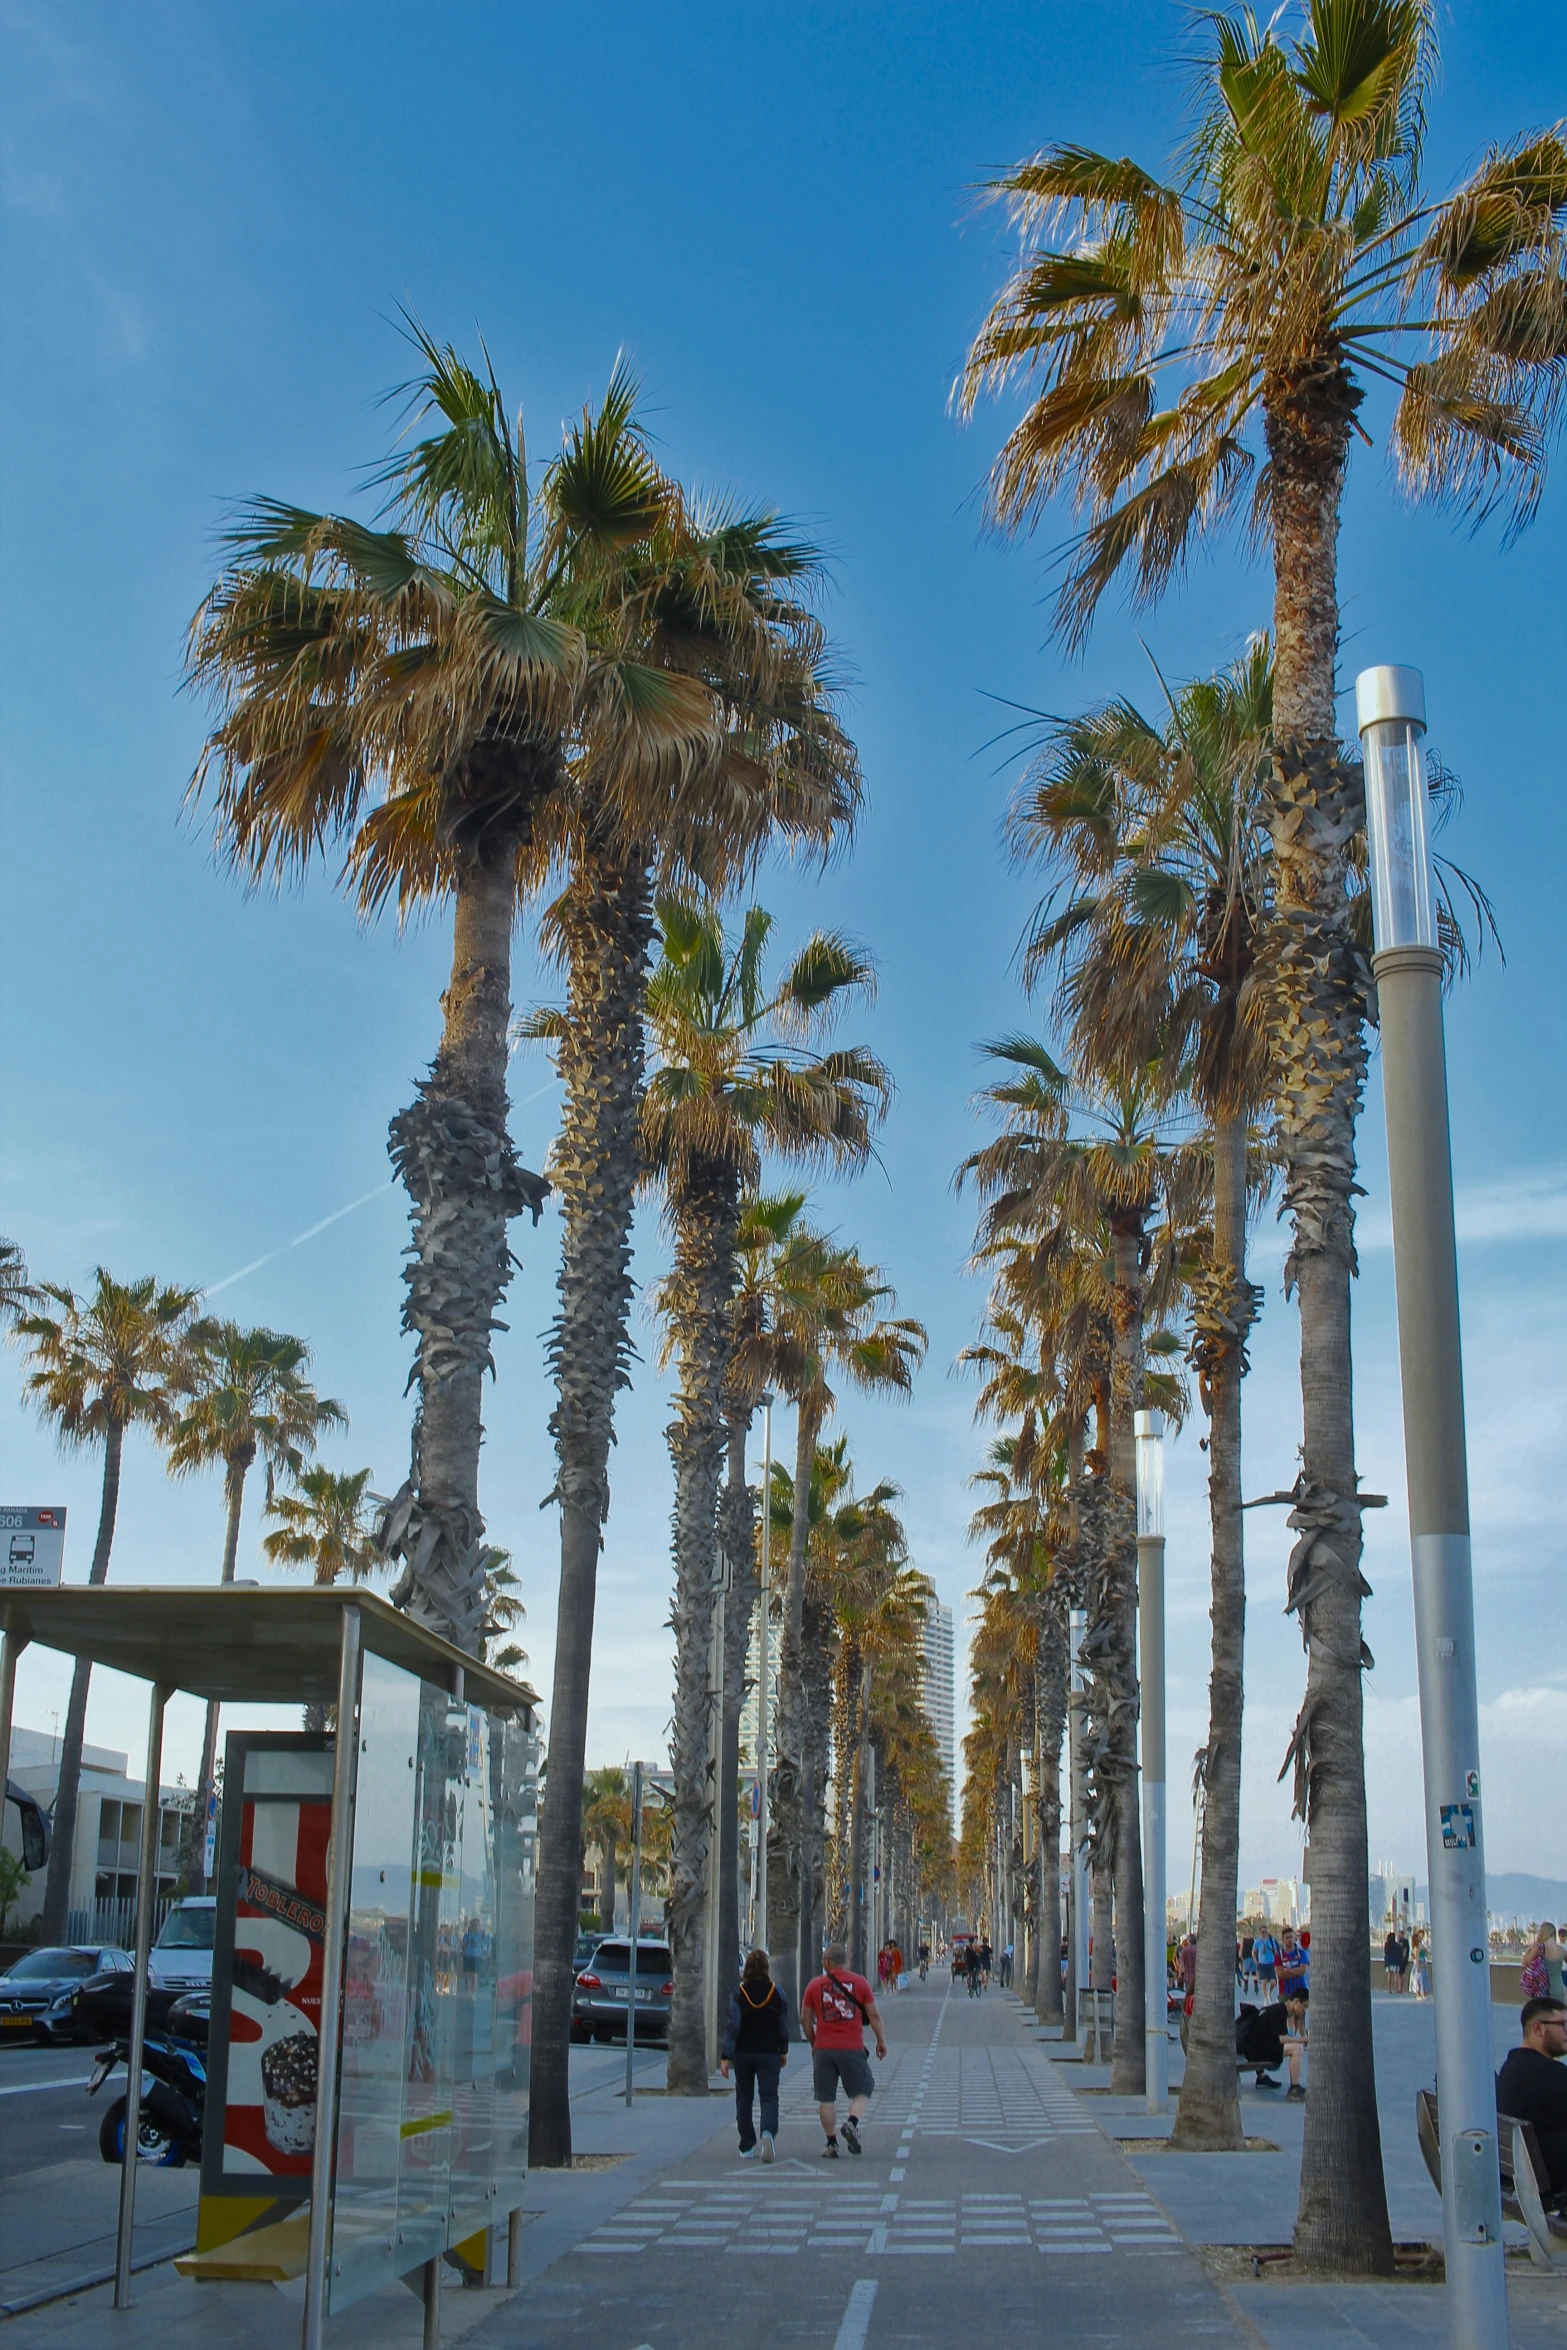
[
  {"left": 919, "top": 1596, "right": 955, "bottom": 1823},
  {"left": 4, "top": 1722, "right": 193, "bottom": 1940}
]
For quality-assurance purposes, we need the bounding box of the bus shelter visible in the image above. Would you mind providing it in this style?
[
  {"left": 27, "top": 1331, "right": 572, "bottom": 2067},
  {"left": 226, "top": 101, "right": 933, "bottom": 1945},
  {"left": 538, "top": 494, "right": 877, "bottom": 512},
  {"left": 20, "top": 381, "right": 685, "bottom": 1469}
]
[{"left": 0, "top": 1586, "right": 538, "bottom": 2348}]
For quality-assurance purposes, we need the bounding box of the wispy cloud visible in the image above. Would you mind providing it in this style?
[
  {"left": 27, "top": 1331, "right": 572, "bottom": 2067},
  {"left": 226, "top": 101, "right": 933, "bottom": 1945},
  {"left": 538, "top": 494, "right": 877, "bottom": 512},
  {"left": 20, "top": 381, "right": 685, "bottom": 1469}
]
[
  {"left": 1250, "top": 1164, "right": 1567, "bottom": 1260},
  {"left": 206, "top": 1182, "right": 395, "bottom": 1298}
]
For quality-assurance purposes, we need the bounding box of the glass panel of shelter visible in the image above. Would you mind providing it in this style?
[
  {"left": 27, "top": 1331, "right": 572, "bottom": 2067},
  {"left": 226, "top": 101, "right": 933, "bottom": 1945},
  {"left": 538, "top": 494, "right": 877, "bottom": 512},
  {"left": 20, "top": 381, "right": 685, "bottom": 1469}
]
[{"left": 328, "top": 1654, "right": 536, "bottom": 2314}]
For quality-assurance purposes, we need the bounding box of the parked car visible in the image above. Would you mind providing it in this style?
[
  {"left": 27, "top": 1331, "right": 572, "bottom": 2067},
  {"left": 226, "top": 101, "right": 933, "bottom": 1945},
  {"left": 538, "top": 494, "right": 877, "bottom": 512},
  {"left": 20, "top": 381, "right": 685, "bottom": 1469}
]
[
  {"left": 573, "top": 1930, "right": 606, "bottom": 1974},
  {"left": 570, "top": 1938, "right": 674, "bottom": 2044},
  {"left": 148, "top": 1896, "right": 216, "bottom": 1993},
  {"left": 0, "top": 1947, "right": 131, "bottom": 2039},
  {"left": 34, "top": 1966, "right": 209, "bottom": 2048}
]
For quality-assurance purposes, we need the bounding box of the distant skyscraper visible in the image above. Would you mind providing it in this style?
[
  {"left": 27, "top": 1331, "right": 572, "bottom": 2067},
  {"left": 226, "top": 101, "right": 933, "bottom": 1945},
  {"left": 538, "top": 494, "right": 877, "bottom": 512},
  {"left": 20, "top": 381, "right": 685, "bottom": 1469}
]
[{"left": 920, "top": 1596, "right": 955, "bottom": 1822}]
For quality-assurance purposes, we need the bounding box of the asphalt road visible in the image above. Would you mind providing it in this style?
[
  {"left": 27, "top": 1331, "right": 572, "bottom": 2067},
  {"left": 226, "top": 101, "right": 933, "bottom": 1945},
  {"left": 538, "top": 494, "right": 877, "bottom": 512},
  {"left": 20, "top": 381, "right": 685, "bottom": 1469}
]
[{"left": 0, "top": 2038, "right": 101, "bottom": 2183}]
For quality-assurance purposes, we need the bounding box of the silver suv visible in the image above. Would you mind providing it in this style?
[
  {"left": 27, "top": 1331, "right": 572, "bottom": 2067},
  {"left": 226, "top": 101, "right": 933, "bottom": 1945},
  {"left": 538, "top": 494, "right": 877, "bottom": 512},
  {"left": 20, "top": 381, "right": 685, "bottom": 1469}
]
[{"left": 570, "top": 1939, "right": 673, "bottom": 2044}]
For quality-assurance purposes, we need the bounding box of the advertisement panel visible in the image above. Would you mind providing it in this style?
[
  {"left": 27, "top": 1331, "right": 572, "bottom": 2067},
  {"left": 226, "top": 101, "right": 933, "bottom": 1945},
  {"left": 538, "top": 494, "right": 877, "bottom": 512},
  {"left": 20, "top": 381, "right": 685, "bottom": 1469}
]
[{"left": 202, "top": 1735, "right": 334, "bottom": 2204}]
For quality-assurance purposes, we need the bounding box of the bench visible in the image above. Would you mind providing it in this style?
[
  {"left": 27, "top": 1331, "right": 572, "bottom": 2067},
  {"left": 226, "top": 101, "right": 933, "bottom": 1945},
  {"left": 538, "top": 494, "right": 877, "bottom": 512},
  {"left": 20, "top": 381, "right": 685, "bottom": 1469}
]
[{"left": 1416, "top": 2087, "right": 1567, "bottom": 2274}]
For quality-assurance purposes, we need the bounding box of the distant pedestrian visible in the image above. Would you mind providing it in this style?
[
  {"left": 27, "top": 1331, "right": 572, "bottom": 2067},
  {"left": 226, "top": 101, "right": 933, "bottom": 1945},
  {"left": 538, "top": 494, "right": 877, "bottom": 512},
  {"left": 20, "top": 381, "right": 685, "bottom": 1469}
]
[
  {"left": 802, "top": 1939, "right": 886, "bottom": 2158},
  {"left": 1179, "top": 1933, "right": 1198, "bottom": 1995},
  {"left": 1382, "top": 1928, "right": 1400, "bottom": 1991},
  {"left": 999, "top": 1941, "right": 1013, "bottom": 1989},
  {"left": 1254, "top": 1930, "right": 1277, "bottom": 1997},
  {"left": 978, "top": 1936, "right": 993, "bottom": 1986},
  {"left": 1276, "top": 1928, "right": 1308, "bottom": 2004},
  {"left": 720, "top": 1948, "right": 790, "bottom": 2163},
  {"left": 1520, "top": 1926, "right": 1558, "bottom": 2002},
  {"left": 1395, "top": 1930, "right": 1411, "bottom": 1993},
  {"left": 1409, "top": 1929, "right": 1429, "bottom": 2001}
]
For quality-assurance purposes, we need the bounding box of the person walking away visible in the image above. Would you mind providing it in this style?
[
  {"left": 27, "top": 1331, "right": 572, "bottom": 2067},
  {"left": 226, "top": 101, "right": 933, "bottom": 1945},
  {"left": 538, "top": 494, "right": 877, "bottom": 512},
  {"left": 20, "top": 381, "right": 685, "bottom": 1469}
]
[
  {"left": 1382, "top": 1926, "right": 1401, "bottom": 1992},
  {"left": 1496, "top": 1996, "right": 1567, "bottom": 2200},
  {"left": 1239, "top": 1933, "right": 1255, "bottom": 1995},
  {"left": 978, "top": 1936, "right": 992, "bottom": 1988},
  {"left": 965, "top": 1941, "right": 982, "bottom": 1998},
  {"left": 889, "top": 1936, "right": 905, "bottom": 1991},
  {"left": 1396, "top": 1928, "right": 1412, "bottom": 1993},
  {"left": 1000, "top": 1940, "right": 1013, "bottom": 1990},
  {"left": 802, "top": 1939, "right": 885, "bottom": 2157},
  {"left": 1253, "top": 1929, "right": 1277, "bottom": 2001},
  {"left": 720, "top": 1947, "right": 790, "bottom": 2163}
]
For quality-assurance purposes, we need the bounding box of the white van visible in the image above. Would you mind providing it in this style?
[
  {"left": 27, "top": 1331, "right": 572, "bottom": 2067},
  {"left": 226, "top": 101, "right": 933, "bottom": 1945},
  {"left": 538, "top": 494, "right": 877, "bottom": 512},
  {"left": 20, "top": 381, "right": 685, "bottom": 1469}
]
[{"left": 148, "top": 1895, "right": 217, "bottom": 1992}]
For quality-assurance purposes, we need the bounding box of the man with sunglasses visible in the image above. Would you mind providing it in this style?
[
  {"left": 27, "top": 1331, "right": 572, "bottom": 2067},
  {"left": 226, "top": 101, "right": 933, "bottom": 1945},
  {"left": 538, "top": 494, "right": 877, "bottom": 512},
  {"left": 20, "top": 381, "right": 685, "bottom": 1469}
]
[{"left": 1496, "top": 1997, "right": 1567, "bottom": 2201}]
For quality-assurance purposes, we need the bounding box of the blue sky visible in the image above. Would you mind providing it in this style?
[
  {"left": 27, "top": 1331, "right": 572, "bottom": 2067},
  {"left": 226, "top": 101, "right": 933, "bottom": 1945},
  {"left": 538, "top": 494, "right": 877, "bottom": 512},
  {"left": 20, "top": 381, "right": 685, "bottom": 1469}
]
[{"left": 2, "top": 1, "right": 1563, "bottom": 1894}]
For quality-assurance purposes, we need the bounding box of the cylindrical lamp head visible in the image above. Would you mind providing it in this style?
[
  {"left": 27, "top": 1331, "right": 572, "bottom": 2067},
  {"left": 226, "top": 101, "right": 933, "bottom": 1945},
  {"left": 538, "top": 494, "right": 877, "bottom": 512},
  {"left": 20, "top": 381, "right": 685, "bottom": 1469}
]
[
  {"left": 1134, "top": 1408, "right": 1164, "bottom": 1539},
  {"left": 1355, "top": 664, "right": 1437, "bottom": 954}
]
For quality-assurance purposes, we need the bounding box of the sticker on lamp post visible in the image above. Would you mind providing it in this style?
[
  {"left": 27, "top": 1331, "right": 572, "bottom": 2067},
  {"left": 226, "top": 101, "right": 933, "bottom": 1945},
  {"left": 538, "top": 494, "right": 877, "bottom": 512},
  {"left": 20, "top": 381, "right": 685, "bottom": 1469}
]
[
  {"left": 0, "top": 1508, "right": 67, "bottom": 1586},
  {"left": 1441, "top": 1803, "right": 1476, "bottom": 1850}
]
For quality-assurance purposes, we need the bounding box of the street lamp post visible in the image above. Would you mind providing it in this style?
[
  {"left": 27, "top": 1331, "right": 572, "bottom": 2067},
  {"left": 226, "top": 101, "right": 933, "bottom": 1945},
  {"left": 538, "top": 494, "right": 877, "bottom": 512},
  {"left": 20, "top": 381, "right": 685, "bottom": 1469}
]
[
  {"left": 755, "top": 1393, "right": 773, "bottom": 1956},
  {"left": 1356, "top": 664, "right": 1506, "bottom": 2347},
  {"left": 1136, "top": 1409, "right": 1167, "bottom": 2114}
]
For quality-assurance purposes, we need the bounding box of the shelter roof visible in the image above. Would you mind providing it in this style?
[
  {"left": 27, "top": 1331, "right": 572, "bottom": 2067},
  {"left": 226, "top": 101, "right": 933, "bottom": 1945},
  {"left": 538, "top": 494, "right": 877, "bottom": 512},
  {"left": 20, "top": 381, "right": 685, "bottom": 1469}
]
[{"left": 0, "top": 1586, "right": 536, "bottom": 1719}]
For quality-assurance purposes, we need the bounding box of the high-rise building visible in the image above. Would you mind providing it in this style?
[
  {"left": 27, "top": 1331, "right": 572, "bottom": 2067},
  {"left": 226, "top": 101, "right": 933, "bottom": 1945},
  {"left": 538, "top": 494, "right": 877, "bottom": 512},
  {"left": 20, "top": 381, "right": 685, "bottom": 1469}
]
[{"left": 919, "top": 1596, "right": 955, "bottom": 1821}]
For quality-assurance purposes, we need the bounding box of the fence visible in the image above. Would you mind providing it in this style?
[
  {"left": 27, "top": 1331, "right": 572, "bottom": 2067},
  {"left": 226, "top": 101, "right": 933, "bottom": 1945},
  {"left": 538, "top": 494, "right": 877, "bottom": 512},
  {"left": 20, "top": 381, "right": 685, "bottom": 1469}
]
[{"left": 67, "top": 1894, "right": 175, "bottom": 1949}]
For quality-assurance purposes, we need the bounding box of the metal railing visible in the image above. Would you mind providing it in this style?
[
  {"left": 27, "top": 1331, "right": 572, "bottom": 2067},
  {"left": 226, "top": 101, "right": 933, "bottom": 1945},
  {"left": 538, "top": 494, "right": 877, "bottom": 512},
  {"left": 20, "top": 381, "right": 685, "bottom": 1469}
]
[{"left": 67, "top": 1894, "right": 175, "bottom": 1949}]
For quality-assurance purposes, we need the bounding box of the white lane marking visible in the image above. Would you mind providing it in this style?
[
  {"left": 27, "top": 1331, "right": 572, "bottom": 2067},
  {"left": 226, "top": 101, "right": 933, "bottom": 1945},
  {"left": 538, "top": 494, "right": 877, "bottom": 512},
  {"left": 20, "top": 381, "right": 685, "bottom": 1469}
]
[
  {"left": 0, "top": 2075, "right": 93, "bottom": 2097},
  {"left": 833, "top": 2278, "right": 878, "bottom": 2350}
]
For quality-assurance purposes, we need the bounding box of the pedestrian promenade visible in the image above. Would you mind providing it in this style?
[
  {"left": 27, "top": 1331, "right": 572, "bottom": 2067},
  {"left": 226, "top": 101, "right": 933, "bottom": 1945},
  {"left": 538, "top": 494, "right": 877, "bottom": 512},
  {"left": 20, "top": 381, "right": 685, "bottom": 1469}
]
[{"left": 7, "top": 1975, "right": 1564, "bottom": 2347}]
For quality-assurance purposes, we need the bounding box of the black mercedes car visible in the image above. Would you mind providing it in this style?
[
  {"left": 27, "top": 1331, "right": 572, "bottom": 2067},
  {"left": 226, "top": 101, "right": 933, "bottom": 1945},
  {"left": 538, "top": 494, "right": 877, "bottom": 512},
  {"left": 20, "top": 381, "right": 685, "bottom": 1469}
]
[{"left": 0, "top": 1946, "right": 132, "bottom": 2042}]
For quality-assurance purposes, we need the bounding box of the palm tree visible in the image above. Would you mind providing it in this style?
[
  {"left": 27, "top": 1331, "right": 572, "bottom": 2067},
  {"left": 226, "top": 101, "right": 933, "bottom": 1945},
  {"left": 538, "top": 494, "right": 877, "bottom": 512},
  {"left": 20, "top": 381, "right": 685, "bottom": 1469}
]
[
  {"left": 960, "top": 7, "right": 1565, "bottom": 2264},
  {"left": 764, "top": 1233, "right": 927, "bottom": 2023},
  {"left": 1013, "top": 648, "right": 1273, "bottom": 2140},
  {"left": 168, "top": 1321, "right": 345, "bottom": 1885},
  {"left": 580, "top": 1767, "right": 631, "bottom": 1935},
  {"left": 262, "top": 1462, "right": 380, "bottom": 1589},
  {"left": 714, "top": 1191, "right": 805, "bottom": 1999},
  {"left": 262, "top": 1463, "right": 381, "bottom": 1729},
  {"left": 480, "top": 1550, "right": 528, "bottom": 1673},
  {"left": 964, "top": 1047, "right": 1194, "bottom": 2090},
  {"left": 1, "top": 1237, "right": 39, "bottom": 1328},
  {"left": 524, "top": 506, "right": 861, "bottom": 2165},
  {"left": 640, "top": 899, "right": 888, "bottom": 2089},
  {"left": 186, "top": 330, "right": 714, "bottom": 1653},
  {"left": 14, "top": 1271, "right": 201, "bottom": 1936}
]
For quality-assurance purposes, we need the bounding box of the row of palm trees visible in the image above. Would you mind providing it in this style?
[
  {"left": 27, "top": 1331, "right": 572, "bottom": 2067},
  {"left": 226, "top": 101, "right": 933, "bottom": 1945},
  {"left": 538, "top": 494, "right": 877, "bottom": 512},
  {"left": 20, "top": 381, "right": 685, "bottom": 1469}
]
[
  {"left": 2, "top": 1251, "right": 382, "bottom": 1932},
  {"left": 951, "top": 0, "right": 1564, "bottom": 2278},
  {"left": 171, "top": 324, "right": 952, "bottom": 2155}
]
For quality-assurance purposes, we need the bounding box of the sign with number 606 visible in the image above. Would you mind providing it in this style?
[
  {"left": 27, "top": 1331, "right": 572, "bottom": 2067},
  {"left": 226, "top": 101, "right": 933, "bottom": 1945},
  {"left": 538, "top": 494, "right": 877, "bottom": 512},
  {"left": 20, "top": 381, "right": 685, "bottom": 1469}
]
[{"left": 0, "top": 1507, "right": 67, "bottom": 1587}]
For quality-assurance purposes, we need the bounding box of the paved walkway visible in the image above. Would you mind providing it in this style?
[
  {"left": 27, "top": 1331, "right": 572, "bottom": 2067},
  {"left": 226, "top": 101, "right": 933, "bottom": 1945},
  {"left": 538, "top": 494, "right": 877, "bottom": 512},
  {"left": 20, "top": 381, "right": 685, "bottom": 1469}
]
[{"left": 8, "top": 1977, "right": 1565, "bottom": 2347}]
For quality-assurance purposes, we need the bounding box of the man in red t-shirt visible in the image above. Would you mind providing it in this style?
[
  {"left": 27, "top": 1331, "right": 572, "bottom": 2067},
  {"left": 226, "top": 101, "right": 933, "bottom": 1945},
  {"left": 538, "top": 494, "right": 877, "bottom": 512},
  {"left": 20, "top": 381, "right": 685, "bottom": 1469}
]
[{"left": 801, "top": 1939, "right": 887, "bottom": 2156}]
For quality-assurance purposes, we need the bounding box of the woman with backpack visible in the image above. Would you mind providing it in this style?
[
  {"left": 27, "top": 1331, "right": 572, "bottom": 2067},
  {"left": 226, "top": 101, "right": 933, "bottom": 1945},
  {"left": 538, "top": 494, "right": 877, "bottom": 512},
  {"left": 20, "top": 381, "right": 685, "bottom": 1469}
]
[{"left": 719, "top": 1947, "right": 790, "bottom": 2162}]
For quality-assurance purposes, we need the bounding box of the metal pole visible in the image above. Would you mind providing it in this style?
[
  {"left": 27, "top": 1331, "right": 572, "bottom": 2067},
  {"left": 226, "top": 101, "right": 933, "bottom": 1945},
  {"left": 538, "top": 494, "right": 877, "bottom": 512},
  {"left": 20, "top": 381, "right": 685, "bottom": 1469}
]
[
  {"left": 420, "top": 2255, "right": 440, "bottom": 2348},
  {"left": 755, "top": 1395, "right": 773, "bottom": 1957},
  {"left": 113, "top": 1677, "right": 171, "bottom": 2309},
  {"left": 625, "top": 1762, "right": 643, "bottom": 2106},
  {"left": 1136, "top": 1409, "right": 1167, "bottom": 2115},
  {"left": 1356, "top": 664, "right": 1506, "bottom": 2349},
  {"left": 301, "top": 1605, "right": 362, "bottom": 2350}
]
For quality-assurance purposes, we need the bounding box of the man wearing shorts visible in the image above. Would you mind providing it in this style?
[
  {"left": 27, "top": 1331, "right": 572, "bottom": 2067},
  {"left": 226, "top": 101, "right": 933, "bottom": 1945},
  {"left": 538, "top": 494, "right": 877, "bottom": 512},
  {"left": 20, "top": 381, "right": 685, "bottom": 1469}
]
[{"left": 801, "top": 1939, "right": 886, "bottom": 2157}]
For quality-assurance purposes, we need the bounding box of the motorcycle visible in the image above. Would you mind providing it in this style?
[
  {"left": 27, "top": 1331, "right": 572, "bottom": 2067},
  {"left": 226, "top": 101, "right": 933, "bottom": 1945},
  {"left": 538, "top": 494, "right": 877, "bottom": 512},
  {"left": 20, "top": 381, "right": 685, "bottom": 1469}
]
[{"left": 89, "top": 2026, "right": 207, "bottom": 2168}]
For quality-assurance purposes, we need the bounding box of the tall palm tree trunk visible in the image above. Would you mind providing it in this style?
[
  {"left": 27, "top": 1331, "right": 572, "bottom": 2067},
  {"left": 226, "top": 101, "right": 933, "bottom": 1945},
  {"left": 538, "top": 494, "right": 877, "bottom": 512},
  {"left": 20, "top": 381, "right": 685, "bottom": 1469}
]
[
  {"left": 381, "top": 845, "right": 547, "bottom": 1651},
  {"left": 717, "top": 1407, "right": 757, "bottom": 1992},
  {"left": 1107, "top": 1224, "right": 1146, "bottom": 2094},
  {"left": 1263, "top": 374, "right": 1391, "bottom": 2274},
  {"left": 665, "top": 1174, "right": 740, "bottom": 2094},
  {"left": 1174, "top": 1115, "right": 1253, "bottom": 2146},
  {"left": 829, "top": 1641, "right": 854, "bottom": 1942},
  {"left": 848, "top": 1656, "right": 871, "bottom": 1973},
  {"left": 767, "top": 1399, "right": 819, "bottom": 2031},
  {"left": 41, "top": 1422, "right": 123, "bottom": 1938},
  {"left": 530, "top": 832, "right": 654, "bottom": 2168},
  {"left": 799, "top": 1592, "right": 834, "bottom": 1992},
  {"left": 1035, "top": 1593, "right": 1067, "bottom": 2024}
]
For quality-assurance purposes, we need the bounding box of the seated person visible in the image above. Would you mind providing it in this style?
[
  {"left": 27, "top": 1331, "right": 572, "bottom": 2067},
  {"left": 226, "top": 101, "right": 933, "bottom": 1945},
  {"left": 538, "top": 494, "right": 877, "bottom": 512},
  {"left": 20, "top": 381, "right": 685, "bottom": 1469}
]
[
  {"left": 1235, "top": 1999, "right": 1289, "bottom": 2084},
  {"left": 1496, "top": 1996, "right": 1567, "bottom": 2203}
]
